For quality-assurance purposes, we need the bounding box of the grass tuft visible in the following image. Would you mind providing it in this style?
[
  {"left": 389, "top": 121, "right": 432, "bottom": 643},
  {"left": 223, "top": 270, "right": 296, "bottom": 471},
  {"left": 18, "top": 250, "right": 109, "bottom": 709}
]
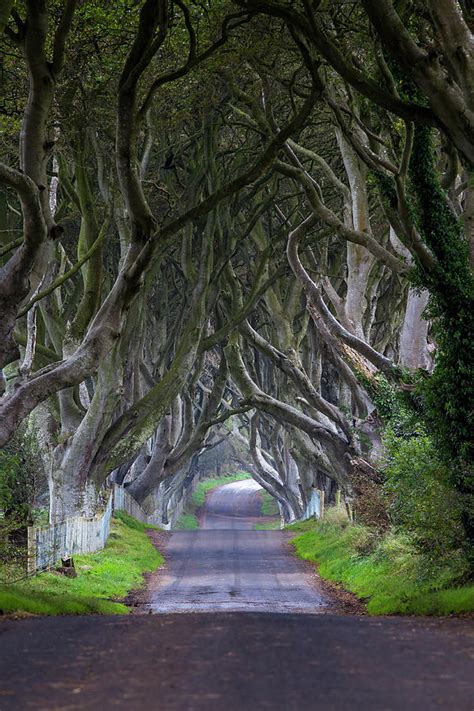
[
  {"left": 174, "top": 513, "right": 199, "bottom": 530},
  {"left": 113, "top": 509, "right": 160, "bottom": 532}
]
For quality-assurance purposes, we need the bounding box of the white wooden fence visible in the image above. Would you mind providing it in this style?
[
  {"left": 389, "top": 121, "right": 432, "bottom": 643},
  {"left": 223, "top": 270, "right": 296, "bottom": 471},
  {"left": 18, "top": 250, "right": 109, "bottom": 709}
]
[
  {"left": 300, "top": 489, "right": 325, "bottom": 522},
  {"left": 27, "top": 485, "right": 159, "bottom": 574},
  {"left": 112, "top": 485, "right": 162, "bottom": 527}
]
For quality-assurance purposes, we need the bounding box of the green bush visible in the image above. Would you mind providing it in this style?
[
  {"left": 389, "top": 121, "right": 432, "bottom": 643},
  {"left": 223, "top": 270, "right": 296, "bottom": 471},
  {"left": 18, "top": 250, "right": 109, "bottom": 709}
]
[
  {"left": 0, "top": 424, "right": 46, "bottom": 524},
  {"left": 0, "top": 451, "right": 25, "bottom": 519},
  {"left": 0, "top": 426, "right": 47, "bottom": 570},
  {"left": 260, "top": 489, "right": 279, "bottom": 517},
  {"left": 0, "top": 449, "right": 31, "bottom": 568},
  {"left": 364, "top": 374, "right": 468, "bottom": 567},
  {"left": 383, "top": 428, "right": 465, "bottom": 558}
]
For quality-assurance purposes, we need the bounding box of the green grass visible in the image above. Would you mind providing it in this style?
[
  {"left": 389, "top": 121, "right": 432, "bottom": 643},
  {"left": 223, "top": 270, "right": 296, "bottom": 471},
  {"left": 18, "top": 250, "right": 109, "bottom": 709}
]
[
  {"left": 260, "top": 490, "right": 279, "bottom": 516},
  {"left": 175, "top": 513, "right": 199, "bottom": 530},
  {"left": 255, "top": 490, "right": 280, "bottom": 529},
  {"left": 0, "top": 512, "right": 163, "bottom": 616},
  {"left": 255, "top": 520, "right": 281, "bottom": 530},
  {"left": 288, "top": 509, "right": 474, "bottom": 616},
  {"left": 174, "top": 471, "right": 251, "bottom": 529}
]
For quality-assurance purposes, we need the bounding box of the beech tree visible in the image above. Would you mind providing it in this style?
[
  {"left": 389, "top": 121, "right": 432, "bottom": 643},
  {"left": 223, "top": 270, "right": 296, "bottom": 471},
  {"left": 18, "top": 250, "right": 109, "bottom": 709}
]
[
  {"left": 0, "top": 0, "right": 472, "bottom": 560},
  {"left": 234, "top": 0, "right": 474, "bottom": 558},
  {"left": 1, "top": 0, "right": 315, "bottom": 520}
]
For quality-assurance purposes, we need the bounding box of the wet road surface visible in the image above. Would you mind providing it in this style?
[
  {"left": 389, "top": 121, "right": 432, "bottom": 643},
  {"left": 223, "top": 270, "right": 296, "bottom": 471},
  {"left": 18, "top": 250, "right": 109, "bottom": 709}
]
[
  {"left": 149, "top": 480, "right": 330, "bottom": 613},
  {"left": 0, "top": 479, "right": 473, "bottom": 710},
  {"left": 0, "top": 613, "right": 473, "bottom": 710}
]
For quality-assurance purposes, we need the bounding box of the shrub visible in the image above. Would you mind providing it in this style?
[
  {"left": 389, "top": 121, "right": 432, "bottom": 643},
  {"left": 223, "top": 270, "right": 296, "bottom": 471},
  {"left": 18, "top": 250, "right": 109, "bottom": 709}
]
[
  {"left": 383, "top": 428, "right": 465, "bottom": 558},
  {"left": 0, "top": 425, "right": 46, "bottom": 570}
]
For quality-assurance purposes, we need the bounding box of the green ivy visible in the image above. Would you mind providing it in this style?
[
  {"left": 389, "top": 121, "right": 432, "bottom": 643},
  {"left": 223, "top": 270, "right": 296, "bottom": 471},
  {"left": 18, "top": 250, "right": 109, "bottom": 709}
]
[
  {"left": 357, "top": 371, "right": 419, "bottom": 435},
  {"left": 373, "top": 67, "right": 474, "bottom": 559},
  {"left": 407, "top": 127, "right": 474, "bottom": 558},
  {"left": 375, "top": 129, "right": 474, "bottom": 562}
]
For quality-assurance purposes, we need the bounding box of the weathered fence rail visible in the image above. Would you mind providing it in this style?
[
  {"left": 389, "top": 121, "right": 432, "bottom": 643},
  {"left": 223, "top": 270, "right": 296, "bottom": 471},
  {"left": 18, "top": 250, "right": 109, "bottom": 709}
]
[
  {"left": 27, "top": 485, "right": 159, "bottom": 574},
  {"left": 112, "top": 485, "right": 161, "bottom": 527}
]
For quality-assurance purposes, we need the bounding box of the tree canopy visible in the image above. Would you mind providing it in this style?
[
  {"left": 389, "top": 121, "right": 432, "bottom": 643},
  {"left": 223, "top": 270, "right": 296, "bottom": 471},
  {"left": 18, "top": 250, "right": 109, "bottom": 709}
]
[{"left": 0, "top": 0, "right": 472, "bottom": 567}]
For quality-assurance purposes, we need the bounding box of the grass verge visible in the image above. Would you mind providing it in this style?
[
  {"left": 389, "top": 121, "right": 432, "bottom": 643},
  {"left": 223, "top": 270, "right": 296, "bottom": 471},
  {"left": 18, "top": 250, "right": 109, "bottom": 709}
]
[
  {"left": 174, "top": 472, "right": 251, "bottom": 529},
  {"left": 255, "top": 490, "right": 280, "bottom": 530},
  {"left": 288, "top": 509, "right": 474, "bottom": 616},
  {"left": 0, "top": 511, "right": 163, "bottom": 616}
]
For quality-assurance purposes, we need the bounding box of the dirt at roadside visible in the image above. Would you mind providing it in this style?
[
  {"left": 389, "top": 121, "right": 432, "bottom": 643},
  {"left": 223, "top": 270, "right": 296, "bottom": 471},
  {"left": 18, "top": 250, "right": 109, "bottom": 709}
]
[
  {"left": 279, "top": 531, "right": 366, "bottom": 615},
  {"left": 123, "top": 530, "right": 171, "bottom": 612}
]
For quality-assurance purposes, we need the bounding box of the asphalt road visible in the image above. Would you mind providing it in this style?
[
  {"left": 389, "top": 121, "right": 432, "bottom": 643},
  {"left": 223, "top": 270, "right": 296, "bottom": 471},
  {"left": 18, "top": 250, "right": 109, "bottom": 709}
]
[
  {"left": 200, "top": 479, "right": 264, "bottom": 529},
  {"left": 0, "top": 613, "right": 473, "bottom": 710},
  {"left": 149, "top": 480, "right": 330, "bottom": 613},
  {"left": 0, "top": 480, "right": 473, "bottom": 710}
]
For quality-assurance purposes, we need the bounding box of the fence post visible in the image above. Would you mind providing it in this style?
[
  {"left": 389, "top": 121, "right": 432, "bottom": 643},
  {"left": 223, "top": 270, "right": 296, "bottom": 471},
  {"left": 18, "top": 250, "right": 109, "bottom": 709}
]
[
  {"left": 335, "top": 489, "right": 341, "bottom": 509},
  {"left": 347, "top": 501, "right": 354, "bottom": 522},
  {"left": 27, "top": 526, "right": 36, "bottom": 574}
]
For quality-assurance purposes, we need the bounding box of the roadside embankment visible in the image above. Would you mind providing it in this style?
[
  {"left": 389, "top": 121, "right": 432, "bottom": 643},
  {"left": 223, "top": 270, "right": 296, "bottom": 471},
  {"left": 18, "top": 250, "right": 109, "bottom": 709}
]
[
  {"left": 289, "top": 509, "right": 474, "bottom": 616},
  {"left": 0, "top": 512, "right": 163, "bottom": 616}
]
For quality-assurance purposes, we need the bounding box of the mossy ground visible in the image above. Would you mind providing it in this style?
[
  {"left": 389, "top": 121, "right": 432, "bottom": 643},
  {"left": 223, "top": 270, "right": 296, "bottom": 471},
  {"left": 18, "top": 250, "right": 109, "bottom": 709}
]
[
  {"left": 174, "top": 472, "right": 251, "bottom": 529},
  {"left": 288, "top": 509, "right": 474, "bottom": 616},
  {"left": 0, "top": 511, "right": 163, "bottom": 616}
]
